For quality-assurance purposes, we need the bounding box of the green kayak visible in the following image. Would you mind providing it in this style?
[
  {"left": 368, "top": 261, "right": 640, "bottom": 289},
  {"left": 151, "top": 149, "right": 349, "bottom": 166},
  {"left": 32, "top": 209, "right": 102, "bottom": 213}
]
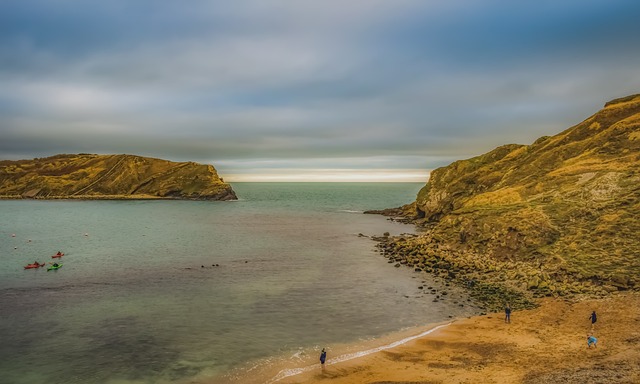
[{"left": 47, "top": 264, "right": 63, "bottom": 271}]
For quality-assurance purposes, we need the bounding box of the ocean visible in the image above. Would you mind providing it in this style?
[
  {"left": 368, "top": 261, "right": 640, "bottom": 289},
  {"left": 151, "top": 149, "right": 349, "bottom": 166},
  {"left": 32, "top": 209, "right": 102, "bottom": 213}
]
[{"left": 0, "top": 183, "right": 479, "bottom": 384}]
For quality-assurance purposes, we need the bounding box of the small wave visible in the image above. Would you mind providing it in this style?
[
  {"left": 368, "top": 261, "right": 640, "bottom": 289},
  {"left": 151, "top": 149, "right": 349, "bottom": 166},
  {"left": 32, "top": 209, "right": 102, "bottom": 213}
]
[
  {"left": 336, "top": 209, "right": 363, "bottom": 213},
  {"left": 290, "top": 349, "right": 306, "bottom": 360},
  {"left": 265, "top": 323, "right": 451, "bottom": 383},
  {"left": 265, "top": 366, "right": 315, "bottom": 384}
]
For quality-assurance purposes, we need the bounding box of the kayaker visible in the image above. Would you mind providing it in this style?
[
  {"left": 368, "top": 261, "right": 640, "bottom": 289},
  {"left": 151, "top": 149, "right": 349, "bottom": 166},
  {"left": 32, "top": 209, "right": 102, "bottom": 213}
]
[
  {"left": 33, "top": 261, "right": 40, "bottom": 265},
  {"left": 56, "top": 251, "right": 63, "bottom": 256},
  {"left": 52, "top": 263, "right": 59, "bottom": 268}
]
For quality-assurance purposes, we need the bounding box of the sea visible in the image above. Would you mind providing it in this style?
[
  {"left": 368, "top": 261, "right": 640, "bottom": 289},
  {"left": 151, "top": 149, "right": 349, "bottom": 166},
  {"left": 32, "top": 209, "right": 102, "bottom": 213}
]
[{"left": 0, "top": 183, "right": 479, "bottom": 384}]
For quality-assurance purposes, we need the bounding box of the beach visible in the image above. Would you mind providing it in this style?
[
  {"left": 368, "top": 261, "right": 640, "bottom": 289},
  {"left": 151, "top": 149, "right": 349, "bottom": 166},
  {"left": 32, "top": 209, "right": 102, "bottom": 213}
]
[{"left": 274, "top": 292, "right": 640, "bottom": 384}]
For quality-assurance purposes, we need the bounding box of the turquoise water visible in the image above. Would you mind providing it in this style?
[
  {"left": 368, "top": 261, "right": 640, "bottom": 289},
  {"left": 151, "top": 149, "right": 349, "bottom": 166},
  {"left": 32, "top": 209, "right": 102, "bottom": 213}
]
[{"left": 0, "top": 183, "right": 477, "bottom": 384}]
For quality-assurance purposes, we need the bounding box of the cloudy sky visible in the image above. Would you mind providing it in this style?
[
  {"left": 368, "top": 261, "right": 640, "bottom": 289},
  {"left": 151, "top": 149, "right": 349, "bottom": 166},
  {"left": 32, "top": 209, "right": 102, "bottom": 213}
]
[{"left": 1, "top": 1, "right": 639, "bottom": 181}]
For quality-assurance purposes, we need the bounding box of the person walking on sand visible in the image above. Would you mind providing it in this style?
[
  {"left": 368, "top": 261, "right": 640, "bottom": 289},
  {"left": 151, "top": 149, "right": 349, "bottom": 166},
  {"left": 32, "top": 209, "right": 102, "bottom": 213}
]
[
  {"left": 589, "top": 311, "right": 597, "bottom": 329},
  {"left": 505, "top": 304, "right": 511, "bottom": 324},
  {"left": 587, "top": 334, "right": 598, "bottom": 348},
  {"left": 320, "top": 348, "right": 327, "bottom": 369}
]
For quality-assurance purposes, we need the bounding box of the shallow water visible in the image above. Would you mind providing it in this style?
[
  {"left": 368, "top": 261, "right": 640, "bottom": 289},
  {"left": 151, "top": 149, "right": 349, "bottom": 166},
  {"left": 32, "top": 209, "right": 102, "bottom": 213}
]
[{"left": 0, "top": 183, "right": 478, "bottom": 384}]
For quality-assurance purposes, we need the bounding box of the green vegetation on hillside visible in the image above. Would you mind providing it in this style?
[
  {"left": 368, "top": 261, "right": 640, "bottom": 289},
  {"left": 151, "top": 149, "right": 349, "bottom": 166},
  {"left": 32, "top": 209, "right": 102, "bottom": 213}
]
[{"left": 378, "top": 94, "right": 640, "bottom": 310}]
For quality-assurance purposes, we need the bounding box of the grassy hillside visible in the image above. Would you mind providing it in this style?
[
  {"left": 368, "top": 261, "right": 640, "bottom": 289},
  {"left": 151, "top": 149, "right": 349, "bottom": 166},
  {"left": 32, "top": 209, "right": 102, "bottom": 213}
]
[
  {"left": 377, "top": 94, "right": 640, "bottom": 310},
  {"left": 0, "top": 154, "right": 237, "bottom": 200}
]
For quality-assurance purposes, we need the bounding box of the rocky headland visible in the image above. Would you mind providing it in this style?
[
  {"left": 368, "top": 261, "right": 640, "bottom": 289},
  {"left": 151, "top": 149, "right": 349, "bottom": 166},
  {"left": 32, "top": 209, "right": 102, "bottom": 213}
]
[
  {"left": 0, "top": 154, "right": 237, "bottom": 201},
  {"left": 368, "top": 94, "right": 640, "bottom": 311}
]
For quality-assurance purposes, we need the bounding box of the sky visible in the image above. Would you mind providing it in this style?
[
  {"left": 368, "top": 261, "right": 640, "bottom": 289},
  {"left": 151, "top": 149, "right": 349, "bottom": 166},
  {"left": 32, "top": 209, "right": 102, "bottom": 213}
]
[{"left": 1, "top": 1, "right": 639, "bottom": 182}]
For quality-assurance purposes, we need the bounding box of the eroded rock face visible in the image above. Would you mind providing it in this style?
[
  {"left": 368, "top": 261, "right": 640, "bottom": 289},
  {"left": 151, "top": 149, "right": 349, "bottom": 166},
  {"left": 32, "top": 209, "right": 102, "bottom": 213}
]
[
  {"left": 0, "top": 154, "right": 237, "bottom": 201},
  {"left": 379, "top": 94, "right": 640, "bottom": 305}
]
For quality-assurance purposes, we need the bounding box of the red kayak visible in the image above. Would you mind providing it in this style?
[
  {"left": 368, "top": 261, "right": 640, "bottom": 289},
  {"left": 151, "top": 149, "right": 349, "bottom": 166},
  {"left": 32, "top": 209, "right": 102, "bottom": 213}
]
[
  {"left": 52, "top": 253, "right": 65, "bottom": 259},
  {"left": 24, "top": 263, "right": 45, "bottom": 269}
]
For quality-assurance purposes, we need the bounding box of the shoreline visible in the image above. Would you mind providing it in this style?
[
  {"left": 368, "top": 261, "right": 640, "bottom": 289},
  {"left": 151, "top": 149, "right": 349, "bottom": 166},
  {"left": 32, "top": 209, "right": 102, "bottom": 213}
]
[
  {"left": 265, "top": 322, "right": 453, "bottom": 384},
  {"left": 0, "top": 195, "right": 236, "bottom": 201},
  {"left": 271, "top": 292, "right": 640, "bottom": 384},
  {"left": 208, "top": 261, "right": 483, "bottom": 384},
  {"left": 208, "top": 320, "right": 459, "bottom": 384}
]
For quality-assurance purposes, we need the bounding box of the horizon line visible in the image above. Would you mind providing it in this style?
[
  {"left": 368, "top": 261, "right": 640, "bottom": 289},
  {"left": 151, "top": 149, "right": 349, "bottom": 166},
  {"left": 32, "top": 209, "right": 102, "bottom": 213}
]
[
  {"left": 224, "top": 180, "right": 427, "bottom": 183},
  {"left": 221, "top": 170, "right": 431, "bottom": 183}
]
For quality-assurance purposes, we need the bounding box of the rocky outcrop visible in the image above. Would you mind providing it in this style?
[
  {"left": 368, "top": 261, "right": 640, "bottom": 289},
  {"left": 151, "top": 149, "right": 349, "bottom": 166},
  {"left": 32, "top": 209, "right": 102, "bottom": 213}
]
[
  {"left": 0, "top": 154, "right": 237, "bottom": 200},
  {"left": 377, "top": 94, "right": 640, "bottom": 310}
]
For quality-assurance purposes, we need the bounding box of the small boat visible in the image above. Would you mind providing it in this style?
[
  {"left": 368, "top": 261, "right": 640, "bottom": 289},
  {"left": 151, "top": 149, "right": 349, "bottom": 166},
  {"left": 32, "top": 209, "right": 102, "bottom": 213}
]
[
  {"left": 51, "top": 253, "right": 65, "bottom": 259},
  {"left": 24, "top": 263, "right": 45, "bottom": 269},
  {"left": 47, "top": 264, "right": 63, "bottom": 271}
]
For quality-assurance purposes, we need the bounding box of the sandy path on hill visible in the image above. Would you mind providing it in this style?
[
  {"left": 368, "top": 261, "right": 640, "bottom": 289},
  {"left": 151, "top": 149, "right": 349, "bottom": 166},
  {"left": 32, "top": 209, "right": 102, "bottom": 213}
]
[{"left": 276, "top": 293, "right": 640, "bottom": 384}]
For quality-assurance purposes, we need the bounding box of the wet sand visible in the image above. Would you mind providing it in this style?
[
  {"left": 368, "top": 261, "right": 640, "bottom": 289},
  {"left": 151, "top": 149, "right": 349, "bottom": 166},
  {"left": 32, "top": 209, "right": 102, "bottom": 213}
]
[{"left": 275, "top": 292, "right": 640, "bottom": 384}]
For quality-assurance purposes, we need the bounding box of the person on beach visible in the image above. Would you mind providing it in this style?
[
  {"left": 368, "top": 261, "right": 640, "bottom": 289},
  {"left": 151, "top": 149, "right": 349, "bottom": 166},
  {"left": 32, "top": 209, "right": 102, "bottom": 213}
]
[
  {"left": 505, "top": 304, "right": 511, "bottom": 323},
  {"left": 587, "top": 334, "right": 598, "bottom": 348},
  {"left": 320, "top": 348, "right": 327, "bottom": 368},
  {"left": 589, "top": 311, "right": 597, "bottom": 328}
]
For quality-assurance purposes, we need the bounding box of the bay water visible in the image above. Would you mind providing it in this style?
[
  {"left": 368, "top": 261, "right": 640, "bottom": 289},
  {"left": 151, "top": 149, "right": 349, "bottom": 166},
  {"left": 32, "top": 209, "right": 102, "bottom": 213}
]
[{"left": 0, "top": 183, "right": 478, "bottom": 384}]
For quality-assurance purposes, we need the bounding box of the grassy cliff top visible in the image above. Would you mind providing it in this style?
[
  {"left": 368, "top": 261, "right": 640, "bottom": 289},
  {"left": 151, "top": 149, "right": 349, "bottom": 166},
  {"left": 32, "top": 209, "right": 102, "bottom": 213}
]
[
  {"left": 0, "top": 153, "right": 237, "bottom": 201},
  {"left": 382, "top": 94, "right": 640, "bottom": 308}
]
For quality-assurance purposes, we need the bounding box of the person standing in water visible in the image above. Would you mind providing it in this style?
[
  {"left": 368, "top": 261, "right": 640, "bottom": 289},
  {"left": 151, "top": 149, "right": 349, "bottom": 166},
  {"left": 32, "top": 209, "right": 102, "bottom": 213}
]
[{"left": 320, "top": 348, "right": 327, "bottom": 369}]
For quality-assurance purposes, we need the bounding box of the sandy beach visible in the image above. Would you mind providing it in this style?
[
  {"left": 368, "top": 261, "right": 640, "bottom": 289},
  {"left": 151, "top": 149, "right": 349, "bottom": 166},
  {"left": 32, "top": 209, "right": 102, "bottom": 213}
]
[{"left": 274, "top": 292, "right": 640, "bottom": 384}]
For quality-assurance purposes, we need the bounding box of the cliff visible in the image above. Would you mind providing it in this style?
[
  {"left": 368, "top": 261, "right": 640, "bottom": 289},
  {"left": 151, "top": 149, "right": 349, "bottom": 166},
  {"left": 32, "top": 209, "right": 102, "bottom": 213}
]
[
  {"left": 0, "top": 154, "right": 237, "bottom": 201},
  {"left": 376, "top": 94, "right": 640, "bottom": 309}
]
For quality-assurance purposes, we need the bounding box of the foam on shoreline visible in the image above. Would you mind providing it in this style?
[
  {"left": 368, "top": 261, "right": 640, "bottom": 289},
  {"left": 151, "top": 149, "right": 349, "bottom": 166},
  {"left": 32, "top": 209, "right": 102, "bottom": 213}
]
[{"left": 265, "top": 322, "right": 452, "bottom": 383}]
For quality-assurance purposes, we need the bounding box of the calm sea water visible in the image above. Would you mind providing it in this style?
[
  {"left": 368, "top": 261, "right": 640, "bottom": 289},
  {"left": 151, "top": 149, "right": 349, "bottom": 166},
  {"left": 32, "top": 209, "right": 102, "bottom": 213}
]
[{"left": 0, "top": 183, "right": 478, "bottom": 384}]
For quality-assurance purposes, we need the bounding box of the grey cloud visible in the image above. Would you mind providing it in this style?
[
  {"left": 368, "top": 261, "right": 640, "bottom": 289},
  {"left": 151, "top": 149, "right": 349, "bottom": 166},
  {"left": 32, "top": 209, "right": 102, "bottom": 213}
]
[{"left": 0, "top": 1, "right": 639, "bottom": 178}]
